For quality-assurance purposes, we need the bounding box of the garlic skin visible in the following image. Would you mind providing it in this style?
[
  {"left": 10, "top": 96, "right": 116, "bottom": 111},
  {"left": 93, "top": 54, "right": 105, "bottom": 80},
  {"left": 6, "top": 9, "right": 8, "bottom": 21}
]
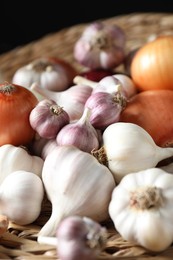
[
  {"left": 31, "top": 83, "right": 93, "bottom": 121},
  {"left": 92, "top": 122, "right": 173, "bottom": 183},
  {"left": 0, "top": 171, "right": 44, "bottom": 225},
  {"left": 29, "top": 99, "right": 70, "bottom": 139},
  {"left": 56, "top": 216, "right": 107, "bottom": 260},
  {"left": 12, "top": 57, "right": 77, "bottom": 92},
  {"left": 0, "top": 144, "right": 44, "bottom": 184},
  {"left": 74, "top": 22, "right": 126, "bottom": 69},
  {"left": 38, "top": 145, "right": 115, "bottom": 239},
  {"left": 84, "top": 90, "right": 127, "bottom": 129},
  {"left": 109, "top": 168, "right": 173, "bottom": 252},
  {"left": 56, "top": 107, "right": 100, "bottom": 153}
]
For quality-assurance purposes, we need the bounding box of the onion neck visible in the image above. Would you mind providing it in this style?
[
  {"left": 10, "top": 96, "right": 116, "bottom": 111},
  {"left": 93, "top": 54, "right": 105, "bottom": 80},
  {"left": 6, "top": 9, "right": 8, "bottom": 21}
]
[{"left": 0, "top": 83, "right": 16, "bottom": 95}]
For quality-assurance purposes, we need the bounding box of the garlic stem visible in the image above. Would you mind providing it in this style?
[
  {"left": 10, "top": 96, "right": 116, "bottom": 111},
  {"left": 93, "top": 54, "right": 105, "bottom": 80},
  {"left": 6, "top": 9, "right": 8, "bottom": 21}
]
[
  {"left": 37, "top": 206, "right": 63, "bottom": 239},
  {"left": 73, "top": 76, "right": 97, "bottom": 88},
  {"left": 78, "top": 107, "right": 91, "bottom": 124},
  {"left": 157, "top": 146, "right": 173, "bottom": 162},
  {"left": 30, "top": 82, "right": 59, "bottom": 101}
]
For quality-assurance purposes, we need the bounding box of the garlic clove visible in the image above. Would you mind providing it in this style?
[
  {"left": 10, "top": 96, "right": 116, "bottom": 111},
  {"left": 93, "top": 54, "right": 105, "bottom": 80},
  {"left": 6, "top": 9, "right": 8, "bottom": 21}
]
[{"left": 56, "top": 107, "right": 101, "bottom": 153}]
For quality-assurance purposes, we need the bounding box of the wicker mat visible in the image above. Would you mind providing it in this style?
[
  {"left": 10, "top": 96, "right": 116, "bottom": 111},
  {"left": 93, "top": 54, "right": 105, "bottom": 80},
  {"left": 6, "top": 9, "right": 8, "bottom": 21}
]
[{"left": 1, "top": 12, "right": 173, "bottom": 259}]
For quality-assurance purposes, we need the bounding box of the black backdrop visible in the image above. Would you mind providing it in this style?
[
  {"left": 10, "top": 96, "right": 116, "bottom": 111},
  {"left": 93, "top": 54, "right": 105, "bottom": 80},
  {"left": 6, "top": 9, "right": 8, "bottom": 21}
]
[{"left": 1, "top": 1, "right": 173, "bottom": 54}]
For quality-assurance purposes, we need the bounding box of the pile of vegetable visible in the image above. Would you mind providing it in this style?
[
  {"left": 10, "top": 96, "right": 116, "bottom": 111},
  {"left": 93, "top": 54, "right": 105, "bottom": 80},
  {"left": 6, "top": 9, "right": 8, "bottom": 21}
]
[{"left": 1, "top": 21, "right": 173, "bottom": 259}]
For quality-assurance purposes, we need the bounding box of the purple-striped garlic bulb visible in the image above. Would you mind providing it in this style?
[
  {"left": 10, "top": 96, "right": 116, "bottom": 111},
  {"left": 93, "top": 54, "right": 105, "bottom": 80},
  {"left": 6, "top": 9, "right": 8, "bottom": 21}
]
[{"left": 74, "top": 21, "right": 126, "bottom": 69}]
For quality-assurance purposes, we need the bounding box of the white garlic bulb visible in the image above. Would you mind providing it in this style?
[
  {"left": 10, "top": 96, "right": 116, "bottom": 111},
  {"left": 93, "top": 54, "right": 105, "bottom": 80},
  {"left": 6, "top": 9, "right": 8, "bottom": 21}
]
[
  {"left": 109, "top": 168, "right": 173, "bottom": 252},
  {"left": 0, "top": 144, "right": 44, "bottom": 184},
  {"left": 92, "top": 122, "right": 173, "bottom": 183},
  {"left": 0, "top": 171, "right": 44, "bottom": 225},
  {"left": 12, "top": 57, "right": 77, "bottom": 92},
  {"left": 38, "top": 145, "right": 115, "bottom": 239}
]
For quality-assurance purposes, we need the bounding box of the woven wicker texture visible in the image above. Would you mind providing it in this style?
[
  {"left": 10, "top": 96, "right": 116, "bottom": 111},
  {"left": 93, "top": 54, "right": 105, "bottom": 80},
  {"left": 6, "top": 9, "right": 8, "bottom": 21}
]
[
  {"left": 1, "top": 12, "right": 173, "bottom": 259},
  {"left": 0, "top": 12, "right": 173, "bottom": 82}
]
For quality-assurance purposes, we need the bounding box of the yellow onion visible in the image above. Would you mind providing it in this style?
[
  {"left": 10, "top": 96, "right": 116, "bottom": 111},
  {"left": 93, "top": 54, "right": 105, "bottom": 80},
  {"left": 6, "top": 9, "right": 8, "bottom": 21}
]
[{"left": 131, "top": 35, "right": 173, "bottom": 91}]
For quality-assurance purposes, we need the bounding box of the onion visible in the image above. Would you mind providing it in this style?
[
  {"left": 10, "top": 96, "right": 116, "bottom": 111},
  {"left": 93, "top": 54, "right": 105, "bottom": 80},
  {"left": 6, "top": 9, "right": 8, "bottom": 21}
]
[
  {"left": 119, "top": 89, "right": 173, "bottom": 147},
  {"left": 0, "top": 82, "right": 38, "bottom": 146},
  {"left": 131, "top": 35, "right": 173, "bottom": 91}
]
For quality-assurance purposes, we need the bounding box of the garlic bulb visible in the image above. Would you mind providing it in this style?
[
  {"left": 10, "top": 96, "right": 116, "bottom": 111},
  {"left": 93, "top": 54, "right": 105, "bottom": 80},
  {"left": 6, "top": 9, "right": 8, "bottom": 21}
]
[
  {"left": 92, "top": 122, "right": 173, "bottom": 183},
  {"left": 37, "top": 145, "right": 115, "bottom": 239},
  {"left": 31, "top": 82, "right": 93, "bottom": 121},
  {"left": 73, "top": 74, "right": 137, "bottom": 99},
  {"left": 29, "top": 99, "right": 70, "bottom": 139},
  {"left": 109, "top": 167, "right": 173, "bottom": 252},
  {"left": 56, "top": 216, "right": 107, "bottom": 260},
  {"left": 74, "top": 21, "right": 126, "bottom": 69},
  {"left": 0, "top": 144, "right": 44, "bottom": 184},
  {"left": 12, "top": 57, "right": 77, "bottom": 92},
  {"left": 56, "top": 107, "right": 100, "bottom": 153},
  {"left": 84, "top": 89, "right": 127, "bottom": 129},
  {"left": 38, "top": 215, "right": 107, "bottom": 260},
  {"left": 73, "top": 75, "right": 121, "bottom": 95},
  {"left": 0, "top": 170, "right": 44, "bottom": 225}
]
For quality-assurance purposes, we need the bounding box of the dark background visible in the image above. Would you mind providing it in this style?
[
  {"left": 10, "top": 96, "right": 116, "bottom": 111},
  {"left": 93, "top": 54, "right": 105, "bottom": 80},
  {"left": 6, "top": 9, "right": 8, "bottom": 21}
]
[{"left": 1, "top": 1, "right": 173, "bottom": 54}]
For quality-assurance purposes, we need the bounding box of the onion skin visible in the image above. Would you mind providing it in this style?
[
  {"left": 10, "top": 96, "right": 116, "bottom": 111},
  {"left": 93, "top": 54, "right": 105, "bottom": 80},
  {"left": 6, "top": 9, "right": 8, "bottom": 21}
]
[
  {"left": 131, "top": 35, "right": 173, "bottom": 91},
  {"left": 0, "top": 82, "right": 38, "bottom": 146},
  {"left": 119, "top": 89, "right": 173, "bottom": 147}
]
